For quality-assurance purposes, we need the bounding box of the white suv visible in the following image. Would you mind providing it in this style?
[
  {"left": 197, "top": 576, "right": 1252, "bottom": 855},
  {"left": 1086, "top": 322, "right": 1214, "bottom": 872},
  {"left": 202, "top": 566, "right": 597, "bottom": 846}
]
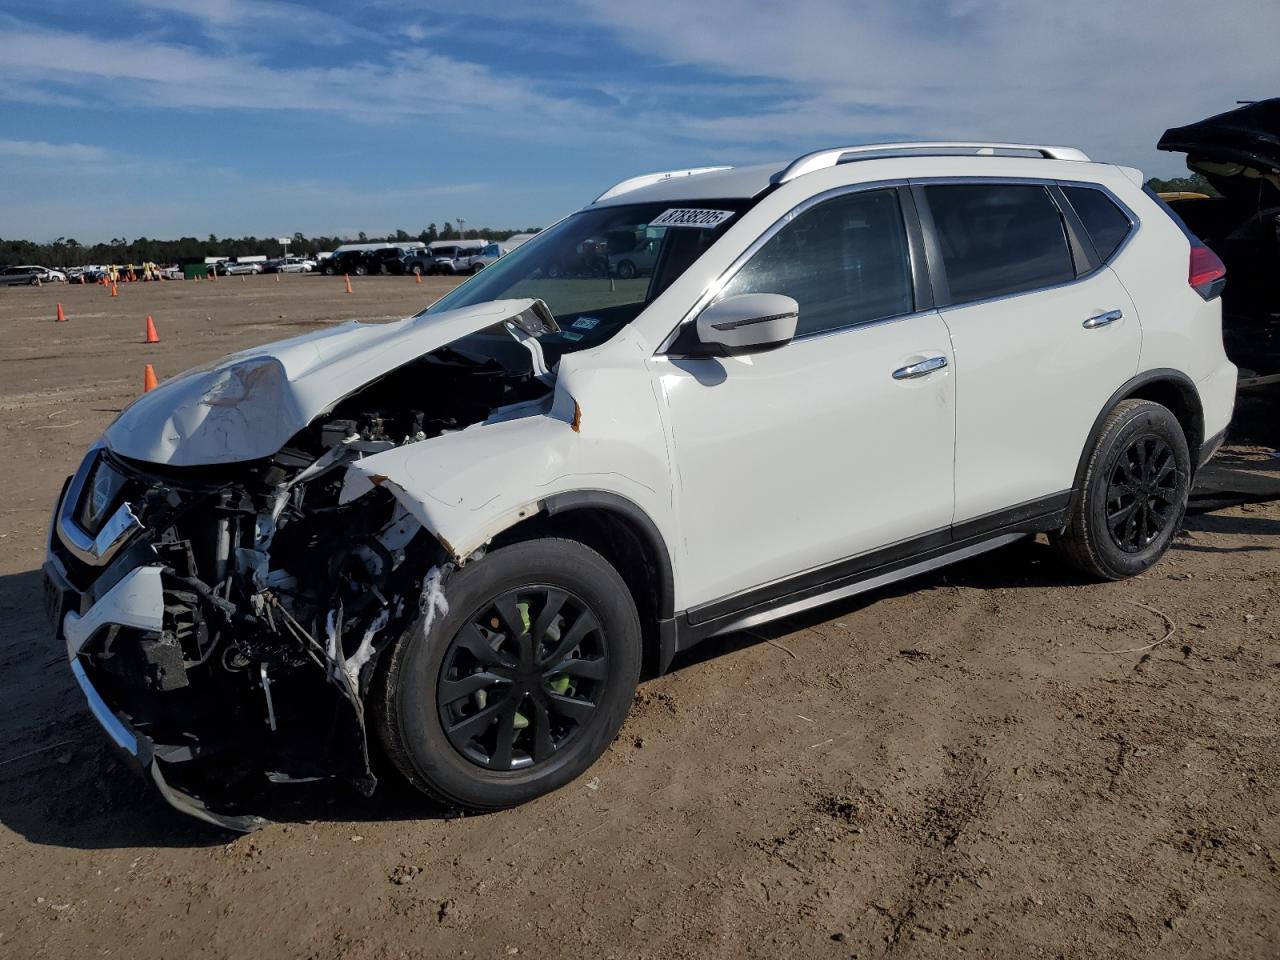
[{"left": 45, "top": 142, "right": 1235, "bottom": 829}]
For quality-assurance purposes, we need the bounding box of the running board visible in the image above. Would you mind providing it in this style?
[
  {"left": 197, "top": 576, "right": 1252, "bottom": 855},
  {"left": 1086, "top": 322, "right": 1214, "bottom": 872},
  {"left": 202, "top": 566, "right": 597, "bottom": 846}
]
[{"left": 709, "top": 532, "right": 1028, "bottom": 637}]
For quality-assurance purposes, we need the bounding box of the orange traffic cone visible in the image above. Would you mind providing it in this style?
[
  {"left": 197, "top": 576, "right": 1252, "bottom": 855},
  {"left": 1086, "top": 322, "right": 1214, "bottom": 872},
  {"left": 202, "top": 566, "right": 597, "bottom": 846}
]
[
  {"left": 110, "top": 280, "right": 119, "bottom": 297},
  {"left": 144, "top": 315, "right": 159, "bottom": 343},
  {"left": 79, "top": 274, "right": 86, "bottom": 285},
  {"left": 240, "top": 274, "right": 246, "bottom": 284},
  {"left": 275, "top": 273, "right": 280, "bottom": 283},
  {"left": 143, "top": 364, "right": 158, "bottom": 393},
  {"left": 56, "top": 303, "right": 67, "bottom": 323},
  {"left": 415, "top": 272, "right": 422, "bottom": 284},
  {"left": 344, "top": 274, "right": 353, "bottom": 294}
]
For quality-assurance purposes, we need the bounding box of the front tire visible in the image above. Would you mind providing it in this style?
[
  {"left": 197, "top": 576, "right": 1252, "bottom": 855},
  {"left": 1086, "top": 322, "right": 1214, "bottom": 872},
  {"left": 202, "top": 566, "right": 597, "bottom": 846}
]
[
  {"left": 375, "top": 539, "right": 642, "bottom": 810},
  {"left": 1052, "top": 399, "right": 1191, "bottom": 580}
]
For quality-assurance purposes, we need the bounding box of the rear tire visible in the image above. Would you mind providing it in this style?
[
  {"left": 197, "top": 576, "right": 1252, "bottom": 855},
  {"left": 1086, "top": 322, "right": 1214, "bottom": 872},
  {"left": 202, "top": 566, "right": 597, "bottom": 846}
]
[
  {"left": 1052, "top": 399, "right": 1190, "bottom": 580},
  {"left": 375, "top": 539, "right": 642, "bottom": 810}
]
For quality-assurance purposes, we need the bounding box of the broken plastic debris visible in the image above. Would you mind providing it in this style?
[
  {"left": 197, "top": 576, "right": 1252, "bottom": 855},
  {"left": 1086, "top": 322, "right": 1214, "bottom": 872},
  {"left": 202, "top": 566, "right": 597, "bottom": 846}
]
[{"left": 420, "top": 564, "right": 452, "bottom": 637}]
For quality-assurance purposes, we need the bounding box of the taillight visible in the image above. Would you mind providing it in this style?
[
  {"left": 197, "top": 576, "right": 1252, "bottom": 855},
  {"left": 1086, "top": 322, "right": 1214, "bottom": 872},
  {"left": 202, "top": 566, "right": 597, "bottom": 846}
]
[{"left": 1188, "top": 243, "right": 1226, "bottom": 301}]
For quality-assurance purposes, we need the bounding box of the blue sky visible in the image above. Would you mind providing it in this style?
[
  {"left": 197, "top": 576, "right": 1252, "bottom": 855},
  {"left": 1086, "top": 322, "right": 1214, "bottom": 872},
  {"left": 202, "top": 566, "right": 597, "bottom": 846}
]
[{"left": 0, "top": 0, "right": 1275, "bottom": 242}]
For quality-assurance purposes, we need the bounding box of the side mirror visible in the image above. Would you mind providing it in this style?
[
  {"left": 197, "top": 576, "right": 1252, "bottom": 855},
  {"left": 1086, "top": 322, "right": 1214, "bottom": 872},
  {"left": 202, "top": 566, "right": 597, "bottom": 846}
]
[{"left": 695, "top": 293, "right": 799, "bottom": 356}]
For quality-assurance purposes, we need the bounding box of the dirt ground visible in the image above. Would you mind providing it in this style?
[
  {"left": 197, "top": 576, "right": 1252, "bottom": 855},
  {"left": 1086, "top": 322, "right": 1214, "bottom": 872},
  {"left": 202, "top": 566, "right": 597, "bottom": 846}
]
[{"left": 0, "top": 276, "right": 1277, "bottom": 960}]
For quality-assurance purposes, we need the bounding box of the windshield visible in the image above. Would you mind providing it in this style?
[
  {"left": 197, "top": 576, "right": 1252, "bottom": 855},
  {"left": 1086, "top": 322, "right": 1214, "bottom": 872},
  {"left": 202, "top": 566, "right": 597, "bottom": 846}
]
[{"left": 422, "top": 199, "right": 750, "bottom": 359}]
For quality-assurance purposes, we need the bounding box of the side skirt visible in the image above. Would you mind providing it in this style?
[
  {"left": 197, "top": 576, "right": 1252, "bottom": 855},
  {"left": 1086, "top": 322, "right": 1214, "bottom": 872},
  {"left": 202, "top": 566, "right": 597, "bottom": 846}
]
[
  {"left": 705, "top": 532, "right": 1026, "bottom": 638},
  {"left": 671, "top": 493, "right": 1069, "bottom": 654}
]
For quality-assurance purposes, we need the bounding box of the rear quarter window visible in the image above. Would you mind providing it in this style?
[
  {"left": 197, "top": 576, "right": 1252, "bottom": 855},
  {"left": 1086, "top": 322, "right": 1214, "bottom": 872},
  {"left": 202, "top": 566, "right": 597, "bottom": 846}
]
[{"left": 1062, "top": 186, "right": 1133, "bottom": 261}]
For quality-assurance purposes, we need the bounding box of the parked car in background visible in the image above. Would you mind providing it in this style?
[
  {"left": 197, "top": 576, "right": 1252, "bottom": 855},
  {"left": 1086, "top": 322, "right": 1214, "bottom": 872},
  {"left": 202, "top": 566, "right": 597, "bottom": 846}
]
[
  {"left": 469, "top": 242, "right": 510, "bottom": 271},
  {"left": 609, "top": 233, "right": 662, "bottom": 279},
  {"left": 405, "top": 242, "right": 489, "bottom": 276},
  {"left": 402, "top": 249, "right": 441, "bottom": 276},
  {"left": 0, "top": 265, "right": 66, "bottom": 285},
  {"left": 1158, "top": 98, "right": 1280, "bottom": 376},
  {"left": 369, "top": 247, "right": 413, "bottom": 275},
  {"left": 215, "top": 260, "right": 265, "bottom": 276},
  {"left": 45, "top": 140, "right": 1235, "bottom": 830},
  {"left": 322, "top": 250, "right": 375, "bottom": 276},
  {"left": 264, "top": 256, "right": 316, "bottom": 274}
]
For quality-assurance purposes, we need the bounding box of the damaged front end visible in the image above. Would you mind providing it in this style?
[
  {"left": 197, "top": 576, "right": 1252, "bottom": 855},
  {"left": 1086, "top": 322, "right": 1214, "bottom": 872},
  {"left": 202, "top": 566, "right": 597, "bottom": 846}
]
[{"left": 46, "top": 301, "right": 561, "bottom": 830}]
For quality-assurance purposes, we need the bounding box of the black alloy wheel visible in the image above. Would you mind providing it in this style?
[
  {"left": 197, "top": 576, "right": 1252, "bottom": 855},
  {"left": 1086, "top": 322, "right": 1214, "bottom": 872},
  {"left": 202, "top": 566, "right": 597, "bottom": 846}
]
[
  {"left": 1051, "top": 398, "right": 1190, "bottom": 580},
  {"left": 374, "top": 538, "right": 641, "bottom": 810},
  {"left": 437, "top": 587, "right": 606, "bottom": 771},
  {"left": 1105, "top": 435, "right": 1179, "bottom": 553}
]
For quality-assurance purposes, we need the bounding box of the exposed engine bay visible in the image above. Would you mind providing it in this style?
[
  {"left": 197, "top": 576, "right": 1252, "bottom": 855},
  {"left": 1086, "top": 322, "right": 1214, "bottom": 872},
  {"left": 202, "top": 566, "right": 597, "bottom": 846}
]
[{"left": 51, "top": 305, "right": 561, "bottom": 827}]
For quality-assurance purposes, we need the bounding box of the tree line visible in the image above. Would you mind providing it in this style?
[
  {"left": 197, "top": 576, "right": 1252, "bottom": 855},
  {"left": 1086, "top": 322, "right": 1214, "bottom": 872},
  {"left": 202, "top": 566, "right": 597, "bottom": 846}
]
[
  {"left": 1, "top": 178, "right": 1222, "bottom": 268},
  {"left": 0, "top": 223, "right": 542, "bottom": 268},
  {"left": 1145, "top": 173, "right": 1219, "bottom": 196}
]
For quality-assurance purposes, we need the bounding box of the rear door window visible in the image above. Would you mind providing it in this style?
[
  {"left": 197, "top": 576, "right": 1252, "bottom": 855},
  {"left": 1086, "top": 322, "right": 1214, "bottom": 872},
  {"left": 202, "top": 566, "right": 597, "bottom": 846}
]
[
  {"left": 924, "top": 183, "right": 1075, "bottom": 305},
  {"left": 1062, "top": 186, "right": 1133, "bottom": 261}
]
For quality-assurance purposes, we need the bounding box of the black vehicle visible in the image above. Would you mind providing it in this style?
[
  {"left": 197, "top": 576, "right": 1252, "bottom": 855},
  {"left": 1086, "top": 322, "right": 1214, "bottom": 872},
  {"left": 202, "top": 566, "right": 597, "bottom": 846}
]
[
  {"left": 1158, "top": 99, "right": 1280, "bottom": 376},
  {"left": 403, "top": 250, "right": 449, "bottom": 276},
  {"left": 321, "top": 250, "right": 375, "bottom": 276},
  {"left": 369, "top": 247, "right": 412, "bottom": 275}
]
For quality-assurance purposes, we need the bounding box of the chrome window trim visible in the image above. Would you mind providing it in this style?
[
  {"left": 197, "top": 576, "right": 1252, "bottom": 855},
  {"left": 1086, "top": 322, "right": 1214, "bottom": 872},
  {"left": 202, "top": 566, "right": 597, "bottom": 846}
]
[
  {"left": 913, "top": 176, "right": 1140, "bottom": 264},
  {"left": 657, "top": 175, "right": 1141, "bottom": 355},
  {"left": 1054, "top": 179, "right": 1142, "bottom": 267},
  {"left": 657, "top": 178, "right": 914, "bottom": 355}
]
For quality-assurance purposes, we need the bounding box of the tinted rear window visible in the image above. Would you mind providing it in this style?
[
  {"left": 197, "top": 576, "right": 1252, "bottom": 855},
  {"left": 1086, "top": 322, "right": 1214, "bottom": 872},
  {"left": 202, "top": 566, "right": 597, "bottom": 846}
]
[
  {"left": 1063, "top": 186, "right": 1132, "bottom": 261},
  {"left": 925, "top": 184, "right": 1075, "bottom": 306}
]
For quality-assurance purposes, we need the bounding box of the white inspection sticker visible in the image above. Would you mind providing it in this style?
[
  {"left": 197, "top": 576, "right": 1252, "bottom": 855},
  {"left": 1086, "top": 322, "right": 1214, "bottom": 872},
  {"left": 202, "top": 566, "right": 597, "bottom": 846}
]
[{"left": 649, "top": 208, "right": 735, "bottom": 229}]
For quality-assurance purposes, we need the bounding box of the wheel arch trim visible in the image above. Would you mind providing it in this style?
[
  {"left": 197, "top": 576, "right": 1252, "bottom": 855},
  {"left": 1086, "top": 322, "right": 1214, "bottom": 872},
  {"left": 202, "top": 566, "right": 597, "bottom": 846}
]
[
  {"left": 539, "top": 490, "right": 676, "bottom": 620},
  {"left": 1070, "top": 368, "right": 1205, "bottom": 506}
]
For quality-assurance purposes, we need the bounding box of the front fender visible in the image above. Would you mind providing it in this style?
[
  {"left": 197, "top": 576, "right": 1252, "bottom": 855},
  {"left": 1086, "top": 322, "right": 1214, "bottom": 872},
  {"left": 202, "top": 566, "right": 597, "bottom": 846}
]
[{"left": 339, "top": 355, "right": 676, "bottom": 572}]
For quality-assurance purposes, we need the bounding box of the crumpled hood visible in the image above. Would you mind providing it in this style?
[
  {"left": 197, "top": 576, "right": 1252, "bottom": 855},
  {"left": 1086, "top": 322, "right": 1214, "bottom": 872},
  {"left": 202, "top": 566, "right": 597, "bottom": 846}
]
[{"left": 104, "top": 299, "right": 539, "bottom": 466}]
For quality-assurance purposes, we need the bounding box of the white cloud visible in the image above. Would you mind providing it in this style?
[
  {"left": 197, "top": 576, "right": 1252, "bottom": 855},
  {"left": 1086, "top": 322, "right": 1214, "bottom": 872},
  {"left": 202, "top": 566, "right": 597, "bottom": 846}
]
[
  {"left": 569, "top": 0, "right": 1280, "bottom": 171},
  {"left": 0, "top": 28, "right": 568, "bottom": 121},
  {"left": 126, "top": 0, "right": 370, "bottom": 46},
  {"left": 0, "top": 1, "right": 1275, "bottom": 239},
  {"left": 0, "top": 138, "right": 110, "bottom": 161}
]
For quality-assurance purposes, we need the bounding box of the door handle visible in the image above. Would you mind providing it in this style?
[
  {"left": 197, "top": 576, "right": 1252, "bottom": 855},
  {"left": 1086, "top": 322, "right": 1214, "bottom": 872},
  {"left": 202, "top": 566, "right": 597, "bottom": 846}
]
[
  {"left": 1083, "top": 309, "right": 1123, "bottom": 329},
  {"left": 892, "top": 355, "right": 948, "bottom": 380}
]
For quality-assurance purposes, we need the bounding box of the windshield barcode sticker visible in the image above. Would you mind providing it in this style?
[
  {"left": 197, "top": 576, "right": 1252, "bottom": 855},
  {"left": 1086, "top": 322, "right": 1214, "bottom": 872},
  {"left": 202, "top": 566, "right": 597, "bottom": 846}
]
[{"left": 649, "top": 208, "right": 735, "bottom": 229}]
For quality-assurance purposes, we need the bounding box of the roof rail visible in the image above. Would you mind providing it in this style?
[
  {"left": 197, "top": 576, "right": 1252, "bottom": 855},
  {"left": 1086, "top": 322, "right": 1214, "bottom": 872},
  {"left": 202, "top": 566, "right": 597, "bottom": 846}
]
[
  {"left": 772, "top": 142, "right": 1090, "bottom": 185},
  {"left": 595, "top": 166, "right": 732, "bottom": 203}
]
